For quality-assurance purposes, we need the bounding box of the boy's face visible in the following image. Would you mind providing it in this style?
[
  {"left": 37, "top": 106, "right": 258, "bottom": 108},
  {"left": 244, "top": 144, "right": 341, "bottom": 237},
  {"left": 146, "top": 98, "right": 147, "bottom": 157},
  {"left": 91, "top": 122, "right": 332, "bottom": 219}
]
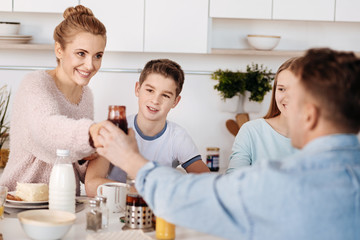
[{"left": 135, "top": 73, "right": 181, "bottom": 122}]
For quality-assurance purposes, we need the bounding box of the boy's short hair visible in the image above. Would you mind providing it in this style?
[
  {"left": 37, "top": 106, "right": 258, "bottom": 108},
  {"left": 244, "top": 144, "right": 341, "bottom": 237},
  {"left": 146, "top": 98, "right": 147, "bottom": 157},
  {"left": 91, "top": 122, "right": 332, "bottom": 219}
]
[
  {"left": 139, "top": 59, "right": 185, "bottom": 97},
  {"left": 291, "top": 48, "right": 360, "bottom": 132}
]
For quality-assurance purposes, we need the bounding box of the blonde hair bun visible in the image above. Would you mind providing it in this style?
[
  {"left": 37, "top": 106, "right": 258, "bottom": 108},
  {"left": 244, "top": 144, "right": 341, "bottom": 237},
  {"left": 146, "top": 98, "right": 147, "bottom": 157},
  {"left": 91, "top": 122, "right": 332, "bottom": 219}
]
[{"left": 63, "top": 5, "right": 94, "bottom": 19}]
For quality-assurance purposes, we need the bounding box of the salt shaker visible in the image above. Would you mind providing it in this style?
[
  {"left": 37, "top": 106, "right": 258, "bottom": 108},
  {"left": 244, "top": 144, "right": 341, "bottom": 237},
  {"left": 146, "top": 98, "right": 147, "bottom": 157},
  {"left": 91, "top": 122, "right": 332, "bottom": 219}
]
[
  {"left": 95, "top": 195, "right": 109, "bottom": 229},
  {"left": 86, "top": 199, "right": 102, "bottom": 232}
]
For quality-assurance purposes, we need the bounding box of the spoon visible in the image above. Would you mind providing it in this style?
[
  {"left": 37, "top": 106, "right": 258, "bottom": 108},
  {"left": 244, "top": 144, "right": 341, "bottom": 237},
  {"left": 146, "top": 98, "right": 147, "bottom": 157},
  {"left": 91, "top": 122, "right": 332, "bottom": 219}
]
[
  {"left": 226, "top": 119, "right": 239, "bottom": 136},
  {"left": 235, "top": 113, "right": 249, "bottom": 129}
]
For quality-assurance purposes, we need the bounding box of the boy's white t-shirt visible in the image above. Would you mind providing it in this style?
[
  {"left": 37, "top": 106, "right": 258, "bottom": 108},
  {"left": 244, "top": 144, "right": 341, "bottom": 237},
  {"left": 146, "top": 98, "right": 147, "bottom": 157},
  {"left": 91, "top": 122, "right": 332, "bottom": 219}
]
[{"left": 107, "top": 114, "right": 202, "bottom": 182}]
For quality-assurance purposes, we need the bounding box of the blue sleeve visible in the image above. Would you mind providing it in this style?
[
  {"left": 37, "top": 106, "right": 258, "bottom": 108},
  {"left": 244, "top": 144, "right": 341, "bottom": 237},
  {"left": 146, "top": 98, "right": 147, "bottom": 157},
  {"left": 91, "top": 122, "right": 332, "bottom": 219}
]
[
  {"left": 181, "top": 155, "right": 202, "bottom": 169},
  {"left": 135, "top": 162, "right": 251, "bottom": 239}
]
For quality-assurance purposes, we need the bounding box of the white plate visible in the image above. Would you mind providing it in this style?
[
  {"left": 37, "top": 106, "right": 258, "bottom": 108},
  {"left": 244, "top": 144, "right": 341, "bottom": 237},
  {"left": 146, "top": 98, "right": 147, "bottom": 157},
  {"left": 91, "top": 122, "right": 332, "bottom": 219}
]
[
  {"left": 0, "top": 36, "right": 32, "bottom": 44},
  {"left": 0, "top": 35, "right": 32, "bottom": 38},
  {"left": 6, "top": 191, "right": 48, "bottom": 205},
  {"left": 4, "top": 202, "right": 48, "bottom": 209}
]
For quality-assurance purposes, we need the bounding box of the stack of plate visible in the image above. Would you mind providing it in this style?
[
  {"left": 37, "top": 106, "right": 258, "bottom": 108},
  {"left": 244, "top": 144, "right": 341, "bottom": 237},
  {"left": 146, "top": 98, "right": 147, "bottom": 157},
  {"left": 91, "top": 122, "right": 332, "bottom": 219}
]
[
  {"left": 0, "top": 35, "right": 32, "bottom": 44},
  {"left": 5, "top": 191, "right": 48, "bottom": 210},
  {"left": 0, "top": 22, "right": 32, "bottom": 44}
]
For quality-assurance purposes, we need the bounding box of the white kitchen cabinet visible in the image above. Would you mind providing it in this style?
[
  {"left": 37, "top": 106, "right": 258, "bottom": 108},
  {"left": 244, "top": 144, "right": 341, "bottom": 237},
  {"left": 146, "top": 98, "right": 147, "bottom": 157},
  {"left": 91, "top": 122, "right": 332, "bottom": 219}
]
[
  {"left": 13, "top": 0, "right": 78, "bottom": 13},
  {"left": 144, "top": 0, "right": 209, "bottom": 53},
  {"left": 273, "top": 0, "right": 335, "bottom": 21},
  {"left": 80, "top": 0, "right": 144, "bottom": 52},
  {"left": 209, "top": 0, "right": 272, "bottom": 20},
  {"left": 335, "top": 0, "right": 360, "bottom": 22},
  {"left": 0, "top": 0, "right": 12, "bottom": 12}
]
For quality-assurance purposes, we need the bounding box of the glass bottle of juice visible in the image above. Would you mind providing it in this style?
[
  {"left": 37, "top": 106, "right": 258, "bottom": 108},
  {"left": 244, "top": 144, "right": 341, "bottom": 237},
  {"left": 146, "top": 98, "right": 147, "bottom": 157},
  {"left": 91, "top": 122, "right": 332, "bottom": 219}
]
[{"left": 108, "top": 105, "right": 128, "bottom": 134}]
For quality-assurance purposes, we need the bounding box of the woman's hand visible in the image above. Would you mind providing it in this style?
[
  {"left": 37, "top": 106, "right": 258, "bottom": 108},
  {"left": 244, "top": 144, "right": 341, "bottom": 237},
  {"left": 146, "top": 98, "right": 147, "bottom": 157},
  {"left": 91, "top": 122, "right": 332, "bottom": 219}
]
[
  {"left": 82, "top": 152, "right": 99, "bottom": 161},
  {"left": 89, "top": 121, "right": 107, "bottom": 148}
]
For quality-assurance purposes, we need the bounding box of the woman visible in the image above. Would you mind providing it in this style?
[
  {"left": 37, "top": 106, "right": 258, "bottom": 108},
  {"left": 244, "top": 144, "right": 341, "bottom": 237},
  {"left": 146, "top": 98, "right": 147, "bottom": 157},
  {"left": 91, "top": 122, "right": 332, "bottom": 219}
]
[
  {"left": 0, "top": 5, "right": 106, "bottom": 195},
  {"left": 226, "top": 58, "right": 298, "bottom": 174}
]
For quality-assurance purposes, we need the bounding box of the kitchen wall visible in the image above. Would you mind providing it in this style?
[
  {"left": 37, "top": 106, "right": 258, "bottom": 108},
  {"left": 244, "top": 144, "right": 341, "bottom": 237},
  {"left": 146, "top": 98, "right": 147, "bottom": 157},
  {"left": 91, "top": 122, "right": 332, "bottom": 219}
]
[{"left": 1, "top": 12, "right": 360, "bottom": 170}]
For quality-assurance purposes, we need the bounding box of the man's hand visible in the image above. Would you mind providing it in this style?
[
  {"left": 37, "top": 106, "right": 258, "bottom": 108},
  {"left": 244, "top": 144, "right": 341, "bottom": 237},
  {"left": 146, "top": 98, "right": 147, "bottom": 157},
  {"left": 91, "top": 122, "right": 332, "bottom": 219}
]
[{"left": 96, "top": 121, "right": 148, "bottom": 179}]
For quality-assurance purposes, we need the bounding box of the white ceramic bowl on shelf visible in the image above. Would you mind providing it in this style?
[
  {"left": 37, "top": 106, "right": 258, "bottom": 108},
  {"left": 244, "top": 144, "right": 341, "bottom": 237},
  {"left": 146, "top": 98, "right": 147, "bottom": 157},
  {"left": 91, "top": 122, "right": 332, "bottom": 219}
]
[
  {"left": 247, "top": 34, "right": 281, "bottom": 51},
  {"left": 18, "top": 210, "right": 76, "bottom": 240},
  {"left": 0, "top": 22, "right": 20, "bottom": 35}
]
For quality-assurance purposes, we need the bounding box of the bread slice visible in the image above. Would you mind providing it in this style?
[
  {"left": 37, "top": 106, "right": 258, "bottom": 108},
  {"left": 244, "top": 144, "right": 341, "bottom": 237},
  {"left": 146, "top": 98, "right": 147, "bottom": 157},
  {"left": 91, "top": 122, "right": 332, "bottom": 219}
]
[{"left": 16, "top": 182, "right": 49, "bottom": 202}]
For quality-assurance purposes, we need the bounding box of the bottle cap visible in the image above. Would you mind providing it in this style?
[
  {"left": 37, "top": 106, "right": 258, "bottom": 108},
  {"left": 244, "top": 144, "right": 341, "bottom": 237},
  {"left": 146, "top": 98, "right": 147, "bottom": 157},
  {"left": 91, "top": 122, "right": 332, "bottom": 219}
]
[{"left": 56, "top": 149, "right": 70, "bottom": 157}]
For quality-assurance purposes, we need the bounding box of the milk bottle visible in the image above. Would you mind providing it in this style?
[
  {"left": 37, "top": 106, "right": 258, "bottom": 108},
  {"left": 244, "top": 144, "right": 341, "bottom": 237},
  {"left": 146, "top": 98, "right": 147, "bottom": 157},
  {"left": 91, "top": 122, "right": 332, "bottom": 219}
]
[{"left": 49, "top": 149, "right": 76, "bottom": 213}]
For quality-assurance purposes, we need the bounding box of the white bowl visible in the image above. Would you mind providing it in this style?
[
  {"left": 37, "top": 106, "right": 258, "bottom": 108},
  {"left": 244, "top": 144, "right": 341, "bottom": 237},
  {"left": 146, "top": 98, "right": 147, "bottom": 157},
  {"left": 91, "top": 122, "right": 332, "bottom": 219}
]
[
  {"left": 18, "top": 210, "right": 76, "bottom": 240},
  {"left": 247, "top": 34, "right": 281, "bottom": 51},
  {"left": 0, "top": 22, "right": 20, "bottom": 35}
]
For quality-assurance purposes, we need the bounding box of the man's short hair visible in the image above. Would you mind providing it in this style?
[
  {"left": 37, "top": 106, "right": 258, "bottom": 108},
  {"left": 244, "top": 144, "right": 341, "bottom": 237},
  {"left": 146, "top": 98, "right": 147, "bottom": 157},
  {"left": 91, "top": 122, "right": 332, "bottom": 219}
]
[{"left": 291, "top": 48, "right": 360, "bottom": 132}]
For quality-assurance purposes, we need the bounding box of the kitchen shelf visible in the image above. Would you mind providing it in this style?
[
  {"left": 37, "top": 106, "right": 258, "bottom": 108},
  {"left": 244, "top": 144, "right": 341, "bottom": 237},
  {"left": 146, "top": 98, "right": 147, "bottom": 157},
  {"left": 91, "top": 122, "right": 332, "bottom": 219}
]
[
  {"left": 0, "top": 43, "right": 53, "bottom": 50},
  {"left": 211, "top": 48, "right": 305, "bottom": 57},
  {"left": 0, "top": 44, "right": 304, "bottom": 56},
  {"left": 212, "top": 48, "right": 360, "bottom": 57},
  {"left": 1, "top": 44, "right": 360, "bottom": 58}
]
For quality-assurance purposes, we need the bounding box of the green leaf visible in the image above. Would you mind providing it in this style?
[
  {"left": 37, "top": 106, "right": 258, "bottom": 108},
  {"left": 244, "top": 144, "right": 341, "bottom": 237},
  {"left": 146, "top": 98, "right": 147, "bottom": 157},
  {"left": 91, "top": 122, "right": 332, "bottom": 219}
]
[{"left": 211, "top": 63, "right": 274, "bottom": 102}]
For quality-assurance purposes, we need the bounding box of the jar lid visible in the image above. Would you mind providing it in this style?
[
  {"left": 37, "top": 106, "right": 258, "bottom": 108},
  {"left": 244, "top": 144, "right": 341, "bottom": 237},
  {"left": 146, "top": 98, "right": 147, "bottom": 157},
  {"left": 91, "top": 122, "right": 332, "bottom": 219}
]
[
  {"left": 56, "top": 149, "right": 70, "bottom": 157},
  {"left": 95, "top": 195, "right": 107, "bottom": 204},
  {"left": 206, "top": 147, "right": 220, "bottom": 151},
  {"left": 89, "top": 199, "right": 100, "bottom": 207}
]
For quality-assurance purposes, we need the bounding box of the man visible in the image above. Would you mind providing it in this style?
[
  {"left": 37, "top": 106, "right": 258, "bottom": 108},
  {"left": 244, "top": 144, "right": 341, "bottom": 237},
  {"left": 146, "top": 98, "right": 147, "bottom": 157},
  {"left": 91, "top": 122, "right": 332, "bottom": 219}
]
[{"left": 94, "top": 48, "right": 360, "bottom": 240}]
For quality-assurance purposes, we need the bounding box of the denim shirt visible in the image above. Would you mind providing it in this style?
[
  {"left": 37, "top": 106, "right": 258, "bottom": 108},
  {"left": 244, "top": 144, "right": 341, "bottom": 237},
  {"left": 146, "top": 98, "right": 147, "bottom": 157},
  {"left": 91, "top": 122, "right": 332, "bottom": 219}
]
[{"left": 136, "top": 134, "right": 360, "bottom": 240}]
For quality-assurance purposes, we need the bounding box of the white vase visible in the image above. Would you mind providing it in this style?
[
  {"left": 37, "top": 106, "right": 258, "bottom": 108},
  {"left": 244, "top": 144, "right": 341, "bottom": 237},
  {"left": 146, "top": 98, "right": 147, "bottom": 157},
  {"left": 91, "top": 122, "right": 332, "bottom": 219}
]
[
  {"left": 243, "top": 91, "right": 263, "bottom": 113},
  {"left": 218, "top": 95, "right": 244, "bottom": 113}
]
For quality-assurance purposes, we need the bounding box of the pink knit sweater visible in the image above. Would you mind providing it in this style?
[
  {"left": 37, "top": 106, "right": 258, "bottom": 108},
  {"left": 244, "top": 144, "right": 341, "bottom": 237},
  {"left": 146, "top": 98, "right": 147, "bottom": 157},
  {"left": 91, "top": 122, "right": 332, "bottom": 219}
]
[{"left": 0, "top": 71, "right": 96, "bottom": 195}]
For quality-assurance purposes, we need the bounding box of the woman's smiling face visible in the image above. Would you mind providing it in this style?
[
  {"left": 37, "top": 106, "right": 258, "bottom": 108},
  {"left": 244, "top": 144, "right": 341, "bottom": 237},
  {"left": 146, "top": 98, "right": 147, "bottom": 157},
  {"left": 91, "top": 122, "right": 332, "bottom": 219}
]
[
  {"left": 275, "top": 69, "right": 293, "bottom": 118},
  {"left": 56, "top": 31, "right": 106, "bottom": 87}
]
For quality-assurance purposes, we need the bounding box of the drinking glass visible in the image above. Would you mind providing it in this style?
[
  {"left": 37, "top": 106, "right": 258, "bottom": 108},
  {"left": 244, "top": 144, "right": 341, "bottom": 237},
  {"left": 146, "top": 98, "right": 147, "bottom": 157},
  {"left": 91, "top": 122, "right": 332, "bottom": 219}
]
[{"left": 0, "top": 186, "right": 8, "bottom": 219}]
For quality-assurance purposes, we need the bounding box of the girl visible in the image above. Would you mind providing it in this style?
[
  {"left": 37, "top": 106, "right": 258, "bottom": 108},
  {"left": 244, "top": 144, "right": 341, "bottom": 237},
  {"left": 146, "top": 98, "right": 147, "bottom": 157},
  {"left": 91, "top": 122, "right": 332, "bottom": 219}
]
[{"left": 226, "top": 58, "right": 299, "bottom": 173}]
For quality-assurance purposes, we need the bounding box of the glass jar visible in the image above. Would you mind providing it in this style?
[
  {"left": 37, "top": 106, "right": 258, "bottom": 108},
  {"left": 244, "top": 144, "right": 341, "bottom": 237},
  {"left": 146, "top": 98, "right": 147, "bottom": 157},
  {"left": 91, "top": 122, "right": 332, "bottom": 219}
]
[
  {"left": 206, "top": 147, "right": 220, "bottom": 172},
  {"left": 86, "top": 199, "right": 102, "bottom": 232},
  {"left": 123, "top": 179, "right": 154, "bottom": 231},
  {"left": 108, "top": 105, "right": 128, "bottom": 134},
  {"left": 156, "top": 217, "right": 175, "bottom": 240}
]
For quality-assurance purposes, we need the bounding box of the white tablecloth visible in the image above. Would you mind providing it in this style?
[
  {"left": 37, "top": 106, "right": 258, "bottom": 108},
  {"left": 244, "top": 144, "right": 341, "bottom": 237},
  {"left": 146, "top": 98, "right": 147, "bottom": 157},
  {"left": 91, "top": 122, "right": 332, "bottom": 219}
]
[{"left": 0, "top": 203, "right": 225, "bottom": 240}]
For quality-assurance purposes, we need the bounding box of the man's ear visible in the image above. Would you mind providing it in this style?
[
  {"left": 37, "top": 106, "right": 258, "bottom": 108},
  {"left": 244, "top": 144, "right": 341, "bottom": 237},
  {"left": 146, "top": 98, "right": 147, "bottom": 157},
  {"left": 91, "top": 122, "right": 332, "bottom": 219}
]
[
  {"left": 172, "top": 95, "right": 181, "bottom": 108},
  {"left": 304, "top": 103, "right": 319, "bottom": 131},
  {"left": 54, "top": 42, "right": 63, "bottom": 60},
  {"left": 135, "top": 82, "right": 140, "bottom": 97}
]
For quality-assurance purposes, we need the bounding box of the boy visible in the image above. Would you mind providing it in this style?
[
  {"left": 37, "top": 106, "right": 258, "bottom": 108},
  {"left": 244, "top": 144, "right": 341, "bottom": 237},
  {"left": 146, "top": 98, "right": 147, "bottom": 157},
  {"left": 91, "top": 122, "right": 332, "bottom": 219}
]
[{"left": 85, "top": 59, "right": 209, "bottom": 196}]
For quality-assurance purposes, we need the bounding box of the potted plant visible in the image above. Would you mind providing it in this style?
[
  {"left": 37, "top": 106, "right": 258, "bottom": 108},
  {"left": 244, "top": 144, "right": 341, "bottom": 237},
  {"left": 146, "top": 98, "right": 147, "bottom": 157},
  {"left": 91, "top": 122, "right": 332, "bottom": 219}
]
[
  {"left": 0, "top": 85, "right": 11, "bottom": 168},
  {"left": 212, "top": 63, "right": 274, "bottom": 112}
]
